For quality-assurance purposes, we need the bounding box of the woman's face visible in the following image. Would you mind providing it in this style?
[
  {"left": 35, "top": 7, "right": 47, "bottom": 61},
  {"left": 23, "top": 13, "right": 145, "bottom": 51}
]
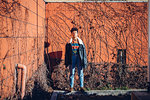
[{"left": 71, "top": 31, "right": 78, "bottom": 39}]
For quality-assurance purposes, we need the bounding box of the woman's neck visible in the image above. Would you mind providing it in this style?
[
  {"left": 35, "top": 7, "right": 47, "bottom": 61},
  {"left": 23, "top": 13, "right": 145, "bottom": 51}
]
[{"left": 73, "top": 37, "right": 77, "bottom": 40}]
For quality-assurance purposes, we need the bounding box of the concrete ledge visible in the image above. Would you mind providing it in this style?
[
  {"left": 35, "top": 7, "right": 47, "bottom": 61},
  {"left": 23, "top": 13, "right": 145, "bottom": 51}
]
[
  {"left": 51, "top": 89, "right": 146, "bottom": 100},
  {"left": 54, "top": 89, "right": 146, "bottom": 96},
  {"left": 131, "top": 91, "right": 150, "bottom": 100}
]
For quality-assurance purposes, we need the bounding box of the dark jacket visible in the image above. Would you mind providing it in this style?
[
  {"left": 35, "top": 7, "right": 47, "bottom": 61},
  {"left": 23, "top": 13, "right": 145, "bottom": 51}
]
[{"left": 65, "top": 43, "right": 87, "bottom": 68}]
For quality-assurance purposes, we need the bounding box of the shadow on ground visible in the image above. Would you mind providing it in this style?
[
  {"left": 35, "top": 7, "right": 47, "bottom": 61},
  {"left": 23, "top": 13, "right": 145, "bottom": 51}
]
[{"left": 24, "top": 81, "right": 52, "bottom": 100}]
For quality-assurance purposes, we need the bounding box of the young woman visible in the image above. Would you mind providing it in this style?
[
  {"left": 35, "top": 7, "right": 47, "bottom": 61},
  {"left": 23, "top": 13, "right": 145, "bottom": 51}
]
[{"left": 65, "top": 27, "right": 87, "bottom": 92}]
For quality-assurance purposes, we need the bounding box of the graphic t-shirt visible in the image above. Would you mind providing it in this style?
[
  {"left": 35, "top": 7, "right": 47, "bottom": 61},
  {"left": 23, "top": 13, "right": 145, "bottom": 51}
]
[{"left": 71, "top": 39, "right": 79, "bottom": 54}]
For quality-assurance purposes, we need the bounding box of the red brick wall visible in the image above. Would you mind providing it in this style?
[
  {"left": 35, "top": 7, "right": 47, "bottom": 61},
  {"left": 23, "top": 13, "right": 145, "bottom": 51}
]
[
  {"left": 46, "top": 2, "right": 148, "bottom": 66},
  {"left": 0, "top": 1, "right": 148, "bottom": 98},
  {"left": 0, "top": 0, "right": 45, "bottom": 98}
]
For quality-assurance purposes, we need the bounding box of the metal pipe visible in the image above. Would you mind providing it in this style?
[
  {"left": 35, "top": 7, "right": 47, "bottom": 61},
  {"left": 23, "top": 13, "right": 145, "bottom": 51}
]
[{"left": 16, "top": 64, "right": 27, "bottom": 99}]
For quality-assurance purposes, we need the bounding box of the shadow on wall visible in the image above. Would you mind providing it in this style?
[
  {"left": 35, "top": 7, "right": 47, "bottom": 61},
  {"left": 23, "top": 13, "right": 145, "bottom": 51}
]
[
  {"left": 49, "top": 51, "right": 62, "bottom": 69},
  {"left": 44, "top": 42, "right": 62, "bottom": 73}
]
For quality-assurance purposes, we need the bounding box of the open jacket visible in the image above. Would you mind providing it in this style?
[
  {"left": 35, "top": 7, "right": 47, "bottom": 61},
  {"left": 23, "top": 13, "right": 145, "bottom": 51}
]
[{"left": 65, "top": 37, "right": 87, "bottom": 68}]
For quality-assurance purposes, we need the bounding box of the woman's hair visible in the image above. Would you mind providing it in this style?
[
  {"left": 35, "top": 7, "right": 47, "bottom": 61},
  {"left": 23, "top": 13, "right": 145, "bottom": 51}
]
[{"left": 71, "top": 27, "right": 78, "bottom": 33}]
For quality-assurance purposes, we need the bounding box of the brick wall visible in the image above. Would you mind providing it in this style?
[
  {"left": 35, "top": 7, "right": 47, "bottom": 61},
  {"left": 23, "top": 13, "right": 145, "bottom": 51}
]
[
  {"left": 44, "top": 0, "right": 148, "bottom": 2},
  {"left": 0, "top": 0, "right": 45, "bottom": 98},
  {"left": 46, "top": 2, "right": 148, "bottom": 66}
]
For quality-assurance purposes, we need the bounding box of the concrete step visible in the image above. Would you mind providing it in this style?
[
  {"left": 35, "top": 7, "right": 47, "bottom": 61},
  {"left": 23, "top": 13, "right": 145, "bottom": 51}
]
[
  {"left": 50, "top": 89, "right": 147, "bottom": 100},
  {"left": 131, "top": 91, "right": 150, "bottom": 100}
]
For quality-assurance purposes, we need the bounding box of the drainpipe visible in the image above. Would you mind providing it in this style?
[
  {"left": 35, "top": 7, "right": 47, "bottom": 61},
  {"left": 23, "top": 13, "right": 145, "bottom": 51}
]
[
  {"left": 15, "top": 64, "right": 27, "bottom": 99},
  {"left": 148, "top": 0, "right": 150, "bottom": 93}
]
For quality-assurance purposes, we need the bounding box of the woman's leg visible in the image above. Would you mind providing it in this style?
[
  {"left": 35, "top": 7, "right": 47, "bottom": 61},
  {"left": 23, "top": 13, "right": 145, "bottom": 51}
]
[
  {"left": 77, "top": 55, "right": 84, "bottom": 88},
  {"left": 69, "top": 55, "right": 76, "bottom": 88}
]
